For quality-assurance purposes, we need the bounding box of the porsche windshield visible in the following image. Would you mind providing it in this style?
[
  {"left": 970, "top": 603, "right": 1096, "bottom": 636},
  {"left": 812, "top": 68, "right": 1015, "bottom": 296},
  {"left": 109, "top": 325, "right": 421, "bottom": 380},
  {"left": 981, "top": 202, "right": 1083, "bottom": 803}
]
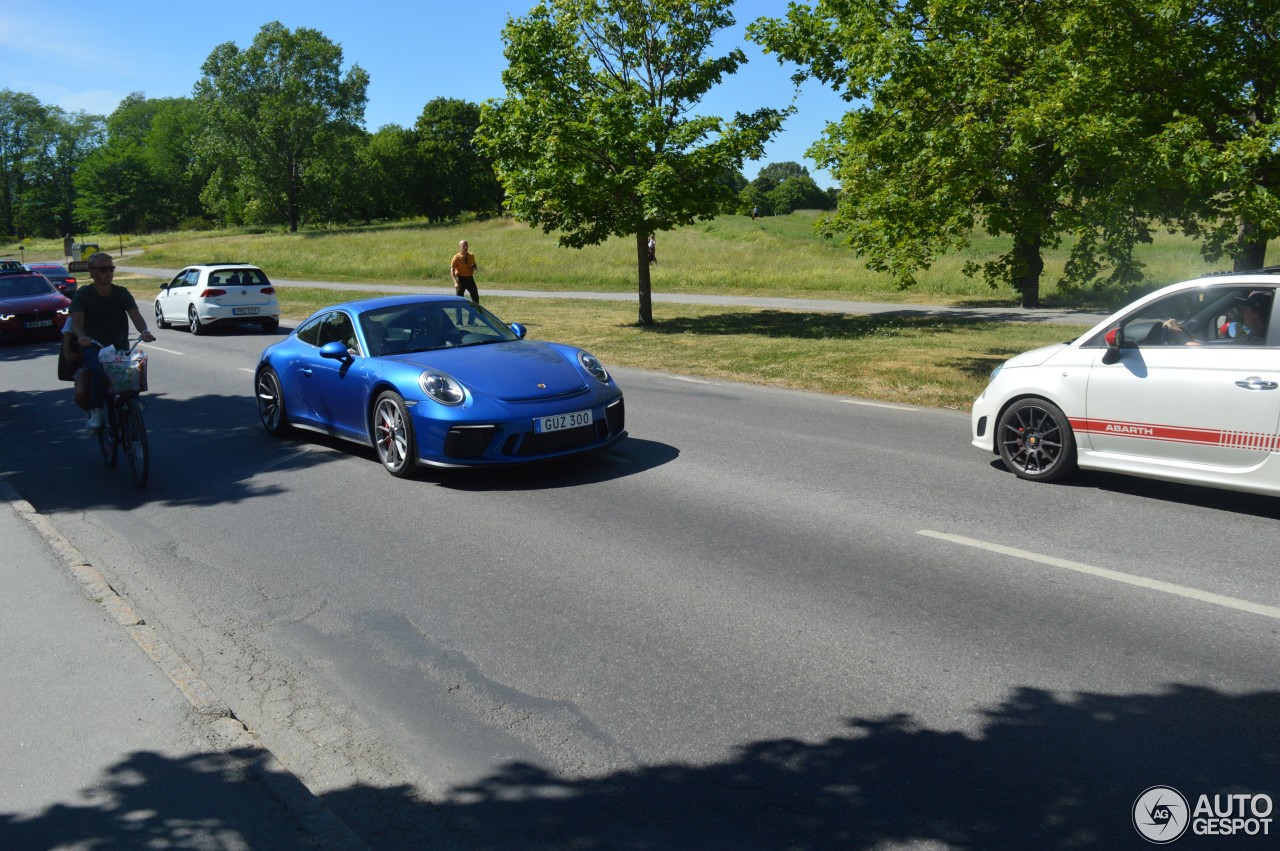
[{"left": 360, "top": 301, "right": 520, "bottom": 356}]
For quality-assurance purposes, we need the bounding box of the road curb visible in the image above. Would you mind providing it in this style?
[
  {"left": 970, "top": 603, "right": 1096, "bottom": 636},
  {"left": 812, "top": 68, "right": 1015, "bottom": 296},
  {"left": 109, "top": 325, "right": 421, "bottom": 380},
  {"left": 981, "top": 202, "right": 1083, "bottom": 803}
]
[{"left": 1, "top": 480, "right": 370, "bottom": 851}]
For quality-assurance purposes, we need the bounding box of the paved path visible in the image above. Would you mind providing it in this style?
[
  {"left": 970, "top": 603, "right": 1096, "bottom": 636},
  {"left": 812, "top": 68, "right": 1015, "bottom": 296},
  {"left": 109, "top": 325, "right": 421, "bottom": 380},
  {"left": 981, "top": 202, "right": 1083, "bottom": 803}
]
[{"left": 120, "top": 265, "right": 1111, "bottom": 326}]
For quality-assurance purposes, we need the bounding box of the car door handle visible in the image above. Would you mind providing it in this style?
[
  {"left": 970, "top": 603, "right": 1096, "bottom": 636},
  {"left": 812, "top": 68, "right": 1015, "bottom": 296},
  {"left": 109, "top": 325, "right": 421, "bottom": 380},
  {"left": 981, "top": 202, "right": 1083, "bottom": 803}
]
[
  {"left": 300, "top": 368, "right": 313, "bottom": 377},
  {"left": 1235, "top": 376, "right": 1279, "bottom": 390}
]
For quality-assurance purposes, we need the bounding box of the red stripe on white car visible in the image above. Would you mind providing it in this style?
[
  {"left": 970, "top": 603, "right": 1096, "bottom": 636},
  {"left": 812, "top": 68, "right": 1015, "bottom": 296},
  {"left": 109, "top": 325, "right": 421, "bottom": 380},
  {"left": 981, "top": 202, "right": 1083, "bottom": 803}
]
[{"left": 1070, "top": 418, "right": 1280, "bottom": 452}]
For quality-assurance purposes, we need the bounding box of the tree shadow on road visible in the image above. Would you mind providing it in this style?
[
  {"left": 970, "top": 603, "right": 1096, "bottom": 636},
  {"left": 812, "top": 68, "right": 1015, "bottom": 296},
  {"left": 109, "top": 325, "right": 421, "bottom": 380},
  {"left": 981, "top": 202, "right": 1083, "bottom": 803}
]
[{"left": 5, "top": 684, "right": 1276, "bottom": 850}]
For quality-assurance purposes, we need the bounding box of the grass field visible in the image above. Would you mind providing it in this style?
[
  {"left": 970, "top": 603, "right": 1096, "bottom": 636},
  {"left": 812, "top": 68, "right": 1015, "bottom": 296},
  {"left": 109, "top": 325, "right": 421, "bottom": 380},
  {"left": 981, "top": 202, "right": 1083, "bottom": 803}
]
[
  {"left": 11, "top": 212, "right": 1220, "bottom": 409},
  {"left": 12, "top": 210, "right": 1223, "bottom": 304}
]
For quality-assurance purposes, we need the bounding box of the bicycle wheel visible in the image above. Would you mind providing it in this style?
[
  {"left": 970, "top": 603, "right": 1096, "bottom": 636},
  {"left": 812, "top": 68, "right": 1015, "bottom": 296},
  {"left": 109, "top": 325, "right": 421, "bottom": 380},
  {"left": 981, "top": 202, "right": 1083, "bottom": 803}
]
[
  {"left": 98, "top": 400, "right": 118, "bottom": 467},
  {"left": 119, "top": 398, "right": 150, "bottom": 487}
]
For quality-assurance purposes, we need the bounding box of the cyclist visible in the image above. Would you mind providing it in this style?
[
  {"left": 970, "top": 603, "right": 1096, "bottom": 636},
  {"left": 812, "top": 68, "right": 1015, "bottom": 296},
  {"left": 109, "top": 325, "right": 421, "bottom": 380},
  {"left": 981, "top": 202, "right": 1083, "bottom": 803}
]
[{"left": 70, "top": 253, "right": 155, "bottom": 432}]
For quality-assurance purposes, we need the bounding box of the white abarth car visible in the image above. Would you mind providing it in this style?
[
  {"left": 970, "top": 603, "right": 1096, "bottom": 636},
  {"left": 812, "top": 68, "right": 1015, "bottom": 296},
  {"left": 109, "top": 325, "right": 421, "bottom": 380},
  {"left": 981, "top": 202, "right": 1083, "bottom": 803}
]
[
  {"left": 154, "top": 263, "right": 281, "bottom": 335},
  {"left": 972, "top": 272, "right": 1280, "bottom": 496}
]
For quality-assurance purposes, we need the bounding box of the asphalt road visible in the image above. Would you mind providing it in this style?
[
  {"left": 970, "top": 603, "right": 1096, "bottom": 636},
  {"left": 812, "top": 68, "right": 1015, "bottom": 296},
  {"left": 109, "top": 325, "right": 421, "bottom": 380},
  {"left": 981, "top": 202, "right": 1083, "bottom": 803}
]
[{"left": 2, "top": 323, "right": 1277, "bottom": 849}]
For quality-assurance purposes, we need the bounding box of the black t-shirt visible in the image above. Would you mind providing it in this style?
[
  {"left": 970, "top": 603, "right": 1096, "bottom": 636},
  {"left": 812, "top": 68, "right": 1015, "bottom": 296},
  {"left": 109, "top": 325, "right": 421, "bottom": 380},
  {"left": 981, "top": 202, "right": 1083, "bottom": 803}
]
[{"left": 71, "top": 285, "right": 137, "bottom": 349}]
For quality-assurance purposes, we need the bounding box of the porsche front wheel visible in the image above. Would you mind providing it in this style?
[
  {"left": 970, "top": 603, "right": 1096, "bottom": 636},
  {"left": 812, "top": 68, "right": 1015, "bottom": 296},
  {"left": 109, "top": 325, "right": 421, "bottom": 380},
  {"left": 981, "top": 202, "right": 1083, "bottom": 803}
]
[{"left": 373, "top": 391, "right": 417, "bottom": 478}]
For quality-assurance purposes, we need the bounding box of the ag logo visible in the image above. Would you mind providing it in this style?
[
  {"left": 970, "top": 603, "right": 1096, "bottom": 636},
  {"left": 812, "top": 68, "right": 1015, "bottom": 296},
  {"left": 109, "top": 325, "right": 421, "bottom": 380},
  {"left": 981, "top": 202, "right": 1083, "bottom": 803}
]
[{"left": 1134, "top": 786, "right": 1190, "bottom": 843}]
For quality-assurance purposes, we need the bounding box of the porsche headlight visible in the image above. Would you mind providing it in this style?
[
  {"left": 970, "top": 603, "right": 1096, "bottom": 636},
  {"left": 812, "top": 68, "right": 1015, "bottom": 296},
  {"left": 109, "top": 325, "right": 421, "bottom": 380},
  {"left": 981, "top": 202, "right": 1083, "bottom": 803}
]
[
  {"left": 419, "top": 370, "right": 465, "bottom": 405},
  {"left": 578, "top": 351, "right": 609, "bottom": 384},
  {"left": 989, "top": 364, "right": 1003, "bottom": 383}
]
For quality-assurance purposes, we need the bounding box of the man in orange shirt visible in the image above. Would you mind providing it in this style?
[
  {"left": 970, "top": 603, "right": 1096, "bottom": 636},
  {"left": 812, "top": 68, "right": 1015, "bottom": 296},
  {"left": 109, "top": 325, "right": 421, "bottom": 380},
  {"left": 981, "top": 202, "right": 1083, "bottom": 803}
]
[{"left": 450, "top": 239, "right": 479, "bottom": 303}]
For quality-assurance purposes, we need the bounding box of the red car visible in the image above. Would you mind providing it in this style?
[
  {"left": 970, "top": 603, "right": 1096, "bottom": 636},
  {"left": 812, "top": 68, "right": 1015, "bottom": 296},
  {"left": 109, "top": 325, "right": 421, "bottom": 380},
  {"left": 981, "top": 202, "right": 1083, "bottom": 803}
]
[
  {"left": 26, "top": 262, "right": 78, "bottom": 297},
  {"left": 0, "top": 271, "right": 71, "bottom": 341}
]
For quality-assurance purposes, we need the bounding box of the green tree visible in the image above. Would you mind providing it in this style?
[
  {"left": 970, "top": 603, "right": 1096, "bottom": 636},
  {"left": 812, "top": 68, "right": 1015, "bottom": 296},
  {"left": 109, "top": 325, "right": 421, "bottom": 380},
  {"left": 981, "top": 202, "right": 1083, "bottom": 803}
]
[
  {"left": 0, "top": 90, "right": 51, "bottom": 237},
  {"left": 416, "top": 98, "right": 503, "bottom": 222},
  {"left": 194, "top": 21, "right": 369, "bottom": 232},
  {"left": 738, "top": 182, "right": 770, "bottom": 217},
  {"left": 478, "top": 0, "right": 789, "bottom": 325},
  {"left": 75, "top": 94, "right": 205, "bottom": 233},
  {"left": 1153, "top": 0, "right": 1280, "bottom": 270},
  {"left": 753, "top": 160, "right": 809, "bottom": 193},
  {"left": 74, "top": 139, "right": 161, "bottom": 233},
  {"left": 357, "top": 124, "right": 423, "bottom": 222},
  {"left": 744, "top": 161, "right": 831, "bottom": 214},
  {"left": 24, "top": 108, "right": 101, "bottom": 238},
  {"left": 144, "top": 97, "right": 210, "bottom": 228},
  {"left": 716, "top": 167, "right": 749, "bottom": 212},
  {"left": 751, "top": 0, "right": 1169, "bottom": 307},
  {"left": 768, "top": 174, "right": 829, "bottom": 215}
]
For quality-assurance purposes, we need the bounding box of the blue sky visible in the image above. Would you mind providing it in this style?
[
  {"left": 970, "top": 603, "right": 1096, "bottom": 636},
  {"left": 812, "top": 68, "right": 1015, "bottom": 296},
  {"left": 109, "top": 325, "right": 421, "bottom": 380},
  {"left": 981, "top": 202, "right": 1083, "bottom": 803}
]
[{"left": 0, "top": 0, "right": 849, "bottom": 186}]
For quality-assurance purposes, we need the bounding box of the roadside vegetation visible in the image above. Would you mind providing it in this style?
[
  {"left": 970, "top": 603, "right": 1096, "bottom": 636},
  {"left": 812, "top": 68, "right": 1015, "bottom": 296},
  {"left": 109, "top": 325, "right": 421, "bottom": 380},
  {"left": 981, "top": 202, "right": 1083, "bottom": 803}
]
[{"left": 19, "top": 211, "right": 1224, "bottom": 410}]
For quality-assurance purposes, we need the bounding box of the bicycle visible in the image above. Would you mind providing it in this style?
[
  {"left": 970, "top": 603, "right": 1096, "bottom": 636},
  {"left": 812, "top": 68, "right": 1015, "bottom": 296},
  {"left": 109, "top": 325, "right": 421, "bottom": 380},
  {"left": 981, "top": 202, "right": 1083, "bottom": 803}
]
[{"left": 92, "top": 337, "right": 150, "bottom": 488}]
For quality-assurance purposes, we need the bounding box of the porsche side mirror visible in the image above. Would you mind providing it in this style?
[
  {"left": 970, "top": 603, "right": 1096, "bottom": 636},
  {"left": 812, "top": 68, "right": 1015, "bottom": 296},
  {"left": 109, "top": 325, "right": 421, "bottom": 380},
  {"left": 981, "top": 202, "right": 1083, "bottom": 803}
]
[
  {"left": 509, "top": 322, "right": 528, "bottom": 339},
  {"left": 319, "top": 341, "right": 350, "bottom": 360}
]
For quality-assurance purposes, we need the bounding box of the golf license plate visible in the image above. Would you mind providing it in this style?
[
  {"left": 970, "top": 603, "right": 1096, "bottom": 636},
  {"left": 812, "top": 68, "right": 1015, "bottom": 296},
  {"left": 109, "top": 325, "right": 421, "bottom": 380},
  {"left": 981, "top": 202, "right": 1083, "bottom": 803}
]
[
  {"left": 534, "top": 409, "right": 592, "bottom": 433},
  {"left": 232, "top": 307, "right": 260, "bottom": 315},
  {"left": 24, "top": 319, "right": 53, "bottom": 328}
]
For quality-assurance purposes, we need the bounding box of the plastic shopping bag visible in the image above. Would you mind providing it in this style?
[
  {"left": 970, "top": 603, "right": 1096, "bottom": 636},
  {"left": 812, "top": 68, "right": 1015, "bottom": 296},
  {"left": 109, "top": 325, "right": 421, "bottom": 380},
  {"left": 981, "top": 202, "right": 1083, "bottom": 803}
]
[{"left": 99, "top": 345, "right": 148, "bottom": 393}]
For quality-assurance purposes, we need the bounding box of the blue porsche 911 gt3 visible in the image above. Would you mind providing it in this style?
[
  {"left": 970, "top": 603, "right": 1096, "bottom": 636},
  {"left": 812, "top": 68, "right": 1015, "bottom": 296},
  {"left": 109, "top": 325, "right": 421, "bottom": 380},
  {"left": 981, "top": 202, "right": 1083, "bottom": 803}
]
[{"left": 254, "top": 295, "right": 626, "bottom": 476}]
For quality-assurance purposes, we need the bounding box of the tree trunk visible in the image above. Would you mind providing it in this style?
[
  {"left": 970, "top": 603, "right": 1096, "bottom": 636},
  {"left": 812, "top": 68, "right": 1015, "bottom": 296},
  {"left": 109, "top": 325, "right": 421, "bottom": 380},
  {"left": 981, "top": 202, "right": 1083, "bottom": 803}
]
[
  {"left": 636, "top": 231, "right": 653, "bottom": 326},
  {"left": 1012, "top": 233, "right": 1044, "bottom": 308},
  {"left": 1233, "top": 220, "right": 1268, "bottom": 271}
]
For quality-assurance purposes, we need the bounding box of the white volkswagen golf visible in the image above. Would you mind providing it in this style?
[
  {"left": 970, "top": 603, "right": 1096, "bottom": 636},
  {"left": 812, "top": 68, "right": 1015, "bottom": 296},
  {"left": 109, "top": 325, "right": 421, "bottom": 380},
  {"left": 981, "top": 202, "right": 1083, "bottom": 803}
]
[
  {"left": 154, "top": 263, "right": 281, "bottom": 335},
  {"left": 972, "top": 272, "right": 1280, "bottom": 496}
]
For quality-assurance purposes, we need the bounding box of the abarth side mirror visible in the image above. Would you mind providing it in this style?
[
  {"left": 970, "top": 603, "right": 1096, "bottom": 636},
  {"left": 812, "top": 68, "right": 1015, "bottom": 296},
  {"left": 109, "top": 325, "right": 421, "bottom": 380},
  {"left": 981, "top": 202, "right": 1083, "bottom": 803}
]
[{"left": 1101, "top": 326, "right": 1124, "bottom": 364}]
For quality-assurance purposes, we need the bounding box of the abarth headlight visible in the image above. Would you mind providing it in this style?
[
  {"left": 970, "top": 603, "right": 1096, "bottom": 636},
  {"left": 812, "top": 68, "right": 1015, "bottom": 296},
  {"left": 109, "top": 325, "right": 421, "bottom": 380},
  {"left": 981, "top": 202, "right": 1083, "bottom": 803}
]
[
  {"left": 419, "top": 370, "right": 466, "bottom": 405},
  {"left": 578, "top": 351, "right": 609, "bottom": 384}
]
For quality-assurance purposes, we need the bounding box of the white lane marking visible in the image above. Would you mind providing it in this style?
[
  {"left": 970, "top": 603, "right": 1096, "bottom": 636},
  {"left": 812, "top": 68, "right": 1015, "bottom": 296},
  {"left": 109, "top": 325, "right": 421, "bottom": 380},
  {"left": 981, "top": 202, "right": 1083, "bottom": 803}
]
[
  {"left": 842, "top": 399, "right": 913, "bottom": 411},
  {"left": 142, "top": 344, "right": 184, "bottom": 355},
  {"left": 918, "top": 529, "right": 1280, "bottom": 621},
  {"left": 240, "top": 367, "right": 255, "bottom": 374},
  {"left": 668, "top": 375, "right": 716, "bottom": 385}
]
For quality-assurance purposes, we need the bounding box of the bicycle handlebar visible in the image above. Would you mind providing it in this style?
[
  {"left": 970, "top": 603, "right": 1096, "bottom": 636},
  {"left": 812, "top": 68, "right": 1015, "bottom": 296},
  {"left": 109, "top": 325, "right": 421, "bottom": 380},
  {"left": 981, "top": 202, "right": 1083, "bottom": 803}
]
[{"left": 85, "top": 335, "right": 150, "bottom": 352}]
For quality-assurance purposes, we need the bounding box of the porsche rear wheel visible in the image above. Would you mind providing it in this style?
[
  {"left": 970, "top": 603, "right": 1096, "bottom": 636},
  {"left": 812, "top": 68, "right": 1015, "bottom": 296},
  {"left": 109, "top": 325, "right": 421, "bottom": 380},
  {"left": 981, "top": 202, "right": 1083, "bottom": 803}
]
[
  {"left": 373, "top": 391, "right": 417, "bottom": 478},
  {"left": 996, "top": 398, "right": 1077, "bottom": 483}
]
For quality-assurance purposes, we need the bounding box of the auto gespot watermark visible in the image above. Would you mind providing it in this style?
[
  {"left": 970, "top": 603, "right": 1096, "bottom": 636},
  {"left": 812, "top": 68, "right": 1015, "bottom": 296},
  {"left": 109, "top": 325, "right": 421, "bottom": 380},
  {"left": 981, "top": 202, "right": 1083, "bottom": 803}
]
[{"left": 1133, "top": 786, "right": 1273, "bottom": 843}]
